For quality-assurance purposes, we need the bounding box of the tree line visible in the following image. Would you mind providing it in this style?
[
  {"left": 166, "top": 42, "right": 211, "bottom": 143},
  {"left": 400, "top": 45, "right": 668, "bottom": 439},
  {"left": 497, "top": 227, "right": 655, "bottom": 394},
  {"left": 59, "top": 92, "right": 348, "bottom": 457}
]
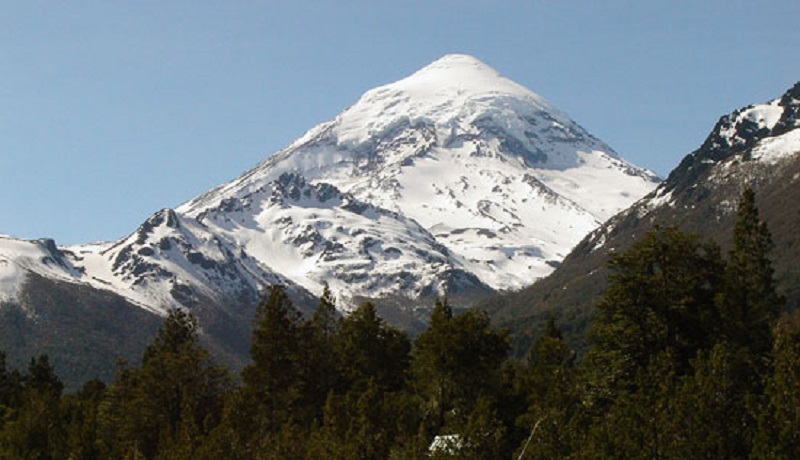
[{"left": 0, "top": 188, "right": 797, "bottom": 459}]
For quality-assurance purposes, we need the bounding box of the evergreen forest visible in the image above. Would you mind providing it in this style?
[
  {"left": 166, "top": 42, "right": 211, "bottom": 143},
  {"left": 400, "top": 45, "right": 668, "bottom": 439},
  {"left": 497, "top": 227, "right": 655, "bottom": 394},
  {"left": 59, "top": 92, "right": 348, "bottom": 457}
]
[{"left": 0, "top": 189, "right": 798, "bottom": 459}]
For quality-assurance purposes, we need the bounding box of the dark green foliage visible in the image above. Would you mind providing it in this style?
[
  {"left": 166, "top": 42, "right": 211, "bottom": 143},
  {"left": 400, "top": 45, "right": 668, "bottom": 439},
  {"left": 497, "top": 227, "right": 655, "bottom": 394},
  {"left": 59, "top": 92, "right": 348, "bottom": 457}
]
[
  {"left": 244, "top": 285, "right": 305, "bottom": 393},
  {"left": 0, "top": 351, "right": 22, "bottom": 429},
  {"left": 452, "top": 395, "right": 508, "bottom": 459},
  {"left": 411, "top": 298, "right": 509, "bottom": 437},
  {"left": 304, "top": 284, "right": 342, "bottom": 421},
  {"left": 584, "top": 225, "right": 724, "bottom": 406},
  {"left": 336, "top": 301, "right": 411, "bottom": 394},
  {"left": 208, "top": 285, "right": 311, "bottom": 459},
  {"left": 577, "top": 189, "right": 785, "bottom": 459},
  {"left": 61, "top": 379, "right": 106, "bottom": 460},
  {"left": 0, "top": 354, "right": 66, "bottom": 459},
  {"left": 309, "top": 301, "right": 415, "bottom": 459},
  {"left": 678, "top": 342, "right": 756, "bottom": 458},
  {"left": 719, "top": 187, "right": 784, "bottom": 372},
  {"left": 514, "top": 317, "right": 582, "bottom": 459},
  {"left": 0, "top": 188, "right": 792, "bottom": 459},
  {"left": 239, "top": 285, "right": 308, "bottom": 433},
  {"left": 97, "top": 308, "right": 231, "bottom": 459},
  {"left": 200, "top": 289, "right": 419, "bottom": 460},
  {"left": 753, "top": 311, "right": 800, "bottom": 459},
  {"left": 584, "top": 350, "right": 682, "bottom": 459},
  {"left": 24, "top": 355, "right": 64, "bottom": 398}
]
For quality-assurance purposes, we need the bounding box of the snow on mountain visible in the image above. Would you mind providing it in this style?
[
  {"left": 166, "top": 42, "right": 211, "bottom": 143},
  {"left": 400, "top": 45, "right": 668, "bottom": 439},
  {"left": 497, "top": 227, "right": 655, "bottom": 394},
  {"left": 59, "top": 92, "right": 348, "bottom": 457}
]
[
  {"left": 0, "top": 212, "right": 295, "bottom": 314},
  {"left": 0, "top": 235, "right": 82, "bottom": 305},
  {"left": 749, "top": 129, "right": 800, "bottom": 165},
  {"left": 191, "top": 172, "right": 489, "bottom": 304},
  {"left": 654, "top": 81, "right": 800, "bottom": 202},
  {"left": 181, "top": 54, "right": 659, "bottom": 294},
  {"left": 2, "top": 54, "right": 659, "bottom": 315},
  {"left": 69, "top": 209, "right": 285, "bottom": 313}
]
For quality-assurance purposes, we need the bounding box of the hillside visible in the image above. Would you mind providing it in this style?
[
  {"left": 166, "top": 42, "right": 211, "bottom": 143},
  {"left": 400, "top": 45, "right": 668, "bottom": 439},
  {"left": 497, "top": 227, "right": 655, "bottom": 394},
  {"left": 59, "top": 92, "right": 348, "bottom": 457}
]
[{"left": 487, "top": 81, "right": 800, "bottom": 355}]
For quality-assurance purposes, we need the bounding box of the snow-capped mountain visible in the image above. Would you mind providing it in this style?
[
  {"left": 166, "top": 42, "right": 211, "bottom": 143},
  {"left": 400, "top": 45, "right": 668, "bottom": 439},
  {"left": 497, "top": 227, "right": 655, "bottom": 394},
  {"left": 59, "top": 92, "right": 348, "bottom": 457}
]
[
  {"left": 180, "top": 54, "right": 658, "bottom": 298},
  {"left": 488, "top": 81, "right": 800, "bottom": 352},
  {"left": 2, "top": 54, "right": 659, "bottom": 314},
  {"left": 1, "top": 54, "right": 661, "bottom": 384}
]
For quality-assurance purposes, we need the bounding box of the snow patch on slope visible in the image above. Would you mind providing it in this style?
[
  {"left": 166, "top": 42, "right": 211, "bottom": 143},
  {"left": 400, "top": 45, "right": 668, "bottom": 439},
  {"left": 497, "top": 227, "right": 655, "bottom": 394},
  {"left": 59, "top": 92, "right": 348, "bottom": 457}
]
[
  {"left": 720, "top": 99, "right": 784, "bottom": 141},
  {"left": 0, "top": 235, "right": 82, "bottom": 304},
  {"left": 750, "top": 129, "right": 800, "bottom": 164}
]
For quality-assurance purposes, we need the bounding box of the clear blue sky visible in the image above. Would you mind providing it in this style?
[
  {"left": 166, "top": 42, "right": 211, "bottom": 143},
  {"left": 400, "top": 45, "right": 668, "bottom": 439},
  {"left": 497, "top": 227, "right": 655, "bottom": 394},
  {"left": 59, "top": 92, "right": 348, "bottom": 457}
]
[{"left": 2, "top": 1, "right": 799, "bottom": 245}]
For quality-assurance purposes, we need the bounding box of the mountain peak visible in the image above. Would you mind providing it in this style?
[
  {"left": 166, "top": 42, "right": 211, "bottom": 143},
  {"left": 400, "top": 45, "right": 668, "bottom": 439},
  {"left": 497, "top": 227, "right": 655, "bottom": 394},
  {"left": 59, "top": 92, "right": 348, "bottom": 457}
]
[
  {"left": 333, "top": 54, "right": 563, "bottom": 146},
  {"left": 389, "top": 53, "right": 544, "bottom": 103},
  {"left": 664, "top": 80, "right": 800, "bottom": 194},
  {"left": 178, "top": 55, "right": 658, "bottom": 296},
  {"left": 409, "top": 54, "right": 504, "bottom": 83},
  {"left": 423, "top": 53, "right": 488, "bottom": 67}
]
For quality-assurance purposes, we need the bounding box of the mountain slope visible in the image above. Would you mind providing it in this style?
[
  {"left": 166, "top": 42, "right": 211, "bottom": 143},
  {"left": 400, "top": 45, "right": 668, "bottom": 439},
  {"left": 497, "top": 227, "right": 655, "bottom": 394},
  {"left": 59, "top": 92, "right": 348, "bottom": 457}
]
[{"left": 487, "top": 81, "right": 800, "bottom": 355}]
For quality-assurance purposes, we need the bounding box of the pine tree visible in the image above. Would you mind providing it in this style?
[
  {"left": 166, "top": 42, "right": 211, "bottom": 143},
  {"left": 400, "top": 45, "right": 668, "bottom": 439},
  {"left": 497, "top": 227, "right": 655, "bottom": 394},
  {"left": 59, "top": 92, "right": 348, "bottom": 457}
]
[
  {"left": 243, "top": 285, "right": 305, "bottom": 399},
  {"left": 673, "top": 342, "right": 756, "bottom": 459},
  {"left": 579, "top": 191, "right": 784, "bottom": 458},
  {"left": 304, "top": 283, "right": 342, "bottom": 420},
  {"left": 98, "top": 308, "right": 231, "bottom": 459},
  {"left": 0, "top": 350, "right": 22, "bottom": 430},
  {"left": 305, "top": 301, "right": 413, "bottom": 459},
  {"left": 584, "top": 350, "right": 682, "bottom": 459},
  {"left": 458, "top": 396, "right": 508, "bottom": 459},
  {"left": 62, "top": 379, "right": 106, "bottom": 460},
  {"left": 515, "top": 317, "right": 581, "bottom": 459},
  {"left": 410, "top": 299, "right": 454, "bottom": 432},
  {"left": 0, "top": 354, "right": 67, "bottom": 460},
  {"left": 411, "top": 299, "right": 509, "bottom": 439},
  {"left": 225, "top": 284, "right": 309, "bottom": 455},
  {"left": 24, "top": 355, "right": 63, "bottom": 398},
  {"left": 719, "top": 187, "right": 784, "bottom": 375},
  {"left": 335, "top": 301, "right": 410, "bottom": 394},
  {"left": 753, "top": 312, "right": 800, "bottom": 459},
  {"left": 311, "top": 284, "right": 339, "bottom": 341},
  {"left": 584, "top": 226, "right": 724, "bottom": 407}
]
